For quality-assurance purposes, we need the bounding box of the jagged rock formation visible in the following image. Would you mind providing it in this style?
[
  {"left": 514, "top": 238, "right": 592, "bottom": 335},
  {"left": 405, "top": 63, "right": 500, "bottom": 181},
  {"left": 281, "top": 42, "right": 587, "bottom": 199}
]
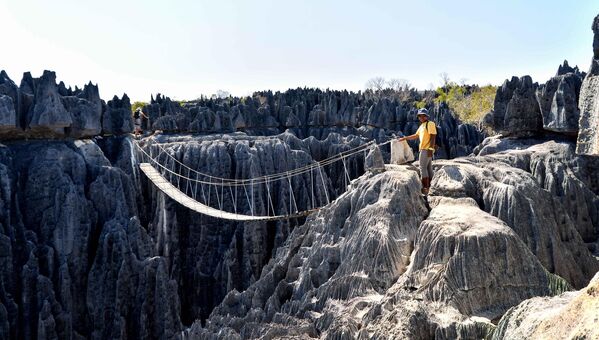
[
  {"left": 492, "top": 272, "right": 599, "bottom": 339},
  {"left": 485, "top": 61, "right": 585, "bottom": 136},
  {"left": 1, "top": 68, "right": 484, "bottom": 157},
  {"left": 434, "top": 138, "right": 599, "bottom": 289},
  {"left": 186, "top": 140, "right": 596, "bottom": 338},
  {"left": 536, "top": 61, "right": 584, "bottom": 133},
  {"left": 186, "top": 166, "right": 431, "bottom": 339},
  {"left": 143, "top": 90, "right": 484, "bottom": 160},
  {"left": 0, "top": 70, "right": 132, "bottom": 139},
  {"left": 0, "top": 138, "right": 180, "bottom": 339},
  {"left": 138, "top": 131, "right": 371, "bottom": 325},
  {"left": 2, "top": 13, "right": 599, "bottom": 338},
  {"left": 1, "top": 124, "right": 598, "bottom": 339},
  {"left": 0, "top": 129, "right": 384, "bottom": 338},
  {"left": 0, "top": 71, "right": 19, "bottom": 134},
  {"left": 102, "top": 94, "right": 134, "bottom": 135},
  {"left": 576, "top": 14, "right": 599, "bottom": 155},
  {"left": 485, "top": 76, "right": 542, "bottom": 136},
  {"left": 404, "top": 197, "right": 566, "bottom": 319}
]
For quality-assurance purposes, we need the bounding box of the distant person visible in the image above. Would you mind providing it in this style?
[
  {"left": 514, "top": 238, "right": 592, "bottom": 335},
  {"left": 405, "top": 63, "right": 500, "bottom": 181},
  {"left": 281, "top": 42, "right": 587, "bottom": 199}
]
[
  {"left": 398, "top": 108, "right": 437, "bottom": 195},
  {"left": 133, "top": 108, "right": 148, "bottom": 137}
]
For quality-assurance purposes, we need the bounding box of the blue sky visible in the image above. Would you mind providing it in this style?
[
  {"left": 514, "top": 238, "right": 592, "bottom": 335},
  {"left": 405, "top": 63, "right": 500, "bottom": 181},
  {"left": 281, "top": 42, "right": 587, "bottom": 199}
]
[{"left": 0, "top": 0, "right": 596, "bottom": 102}]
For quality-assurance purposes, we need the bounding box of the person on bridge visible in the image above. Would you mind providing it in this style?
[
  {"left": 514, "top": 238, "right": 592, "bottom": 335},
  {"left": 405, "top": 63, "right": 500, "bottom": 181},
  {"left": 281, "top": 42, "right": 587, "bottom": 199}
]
[{"left": 397, "top": 108, "right": 437, "bottom": 195}]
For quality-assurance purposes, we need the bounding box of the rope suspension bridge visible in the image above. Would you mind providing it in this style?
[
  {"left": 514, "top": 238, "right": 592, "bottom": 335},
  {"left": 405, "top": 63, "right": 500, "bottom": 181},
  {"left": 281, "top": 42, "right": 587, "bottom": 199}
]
[{"left": 133, "top": 137, "right": 392, "bottom": 221}]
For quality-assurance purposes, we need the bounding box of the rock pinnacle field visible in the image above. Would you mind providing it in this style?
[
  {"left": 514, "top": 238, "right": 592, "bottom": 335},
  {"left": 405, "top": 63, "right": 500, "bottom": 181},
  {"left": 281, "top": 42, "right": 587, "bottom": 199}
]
[{"left": 0, "top": 5, "right": 598, "bottom": 340}]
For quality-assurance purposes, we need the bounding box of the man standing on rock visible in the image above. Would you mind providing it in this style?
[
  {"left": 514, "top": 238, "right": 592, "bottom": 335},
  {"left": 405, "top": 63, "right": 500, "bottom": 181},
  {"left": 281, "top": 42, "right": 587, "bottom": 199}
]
[
  {"left": 133, "top": 108, "right": 148, "bottom": 137},
  {"left": 398, "top": 108, "right": 437, "bottom": 195}
]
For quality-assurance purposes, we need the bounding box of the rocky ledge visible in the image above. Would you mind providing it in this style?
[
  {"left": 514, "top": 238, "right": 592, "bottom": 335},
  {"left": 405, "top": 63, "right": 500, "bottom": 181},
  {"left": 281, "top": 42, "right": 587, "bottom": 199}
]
[
  {"left": 0, "top": 70, "right": 132, "bottom": 139},
  {"left": 186, "top": 136, "right": 598, "bottom": 339},
  {"left": 576, "top": 14, "right": 599, "bottom": 156}
]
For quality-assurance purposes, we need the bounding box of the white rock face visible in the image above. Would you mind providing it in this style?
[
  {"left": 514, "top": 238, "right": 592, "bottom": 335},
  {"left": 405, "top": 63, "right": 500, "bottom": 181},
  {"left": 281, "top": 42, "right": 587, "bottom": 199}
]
[
  {"left": 576, "top": 14, "right": 599, "bottom": 155},
  {"left": 576, "top": 60, "right": 599, "bottom": 155},
  {"left": 434, "top": 140, "right": 599, "bottom": 289},
  {"left": 404, "top": 197, "right": 559, "bottom": 320},
  {"left": 493, "top": 272, "right": 599, "bottom": 340}
]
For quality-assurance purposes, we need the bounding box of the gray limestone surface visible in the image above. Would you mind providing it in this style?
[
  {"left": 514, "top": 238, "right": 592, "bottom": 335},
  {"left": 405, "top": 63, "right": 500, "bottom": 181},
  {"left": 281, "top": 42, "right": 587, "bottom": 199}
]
[
  {"left": 576, "top": 14, "right": 599, "bottom": 155},
  {"left": 0, "top": 130, "right": 598, "bottom": 339},
  {"left": 536, "top": 61, "right": 583, "bottom": 133}
]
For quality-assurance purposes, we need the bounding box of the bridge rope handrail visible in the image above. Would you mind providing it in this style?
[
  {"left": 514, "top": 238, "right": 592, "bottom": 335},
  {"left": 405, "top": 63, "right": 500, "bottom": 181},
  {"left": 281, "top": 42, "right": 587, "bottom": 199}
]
[
  {"left": 148, "top": 137, "right": 377, "bottom": 183},
  {"left": 134, "top": 136, "right": 394, "bottom": 220},
  {"left": 134, "top": 138, "right": 391, "bottom": 187}
]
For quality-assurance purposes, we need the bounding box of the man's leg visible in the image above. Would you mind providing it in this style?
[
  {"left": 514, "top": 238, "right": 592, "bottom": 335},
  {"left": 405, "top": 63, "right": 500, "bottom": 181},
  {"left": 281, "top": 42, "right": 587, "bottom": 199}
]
[
  {"left": 419, "top": 150, "right": 429, "bottom": 195},
  {"left": 427, "top": 156, "right": 434, "bottom": 190}
]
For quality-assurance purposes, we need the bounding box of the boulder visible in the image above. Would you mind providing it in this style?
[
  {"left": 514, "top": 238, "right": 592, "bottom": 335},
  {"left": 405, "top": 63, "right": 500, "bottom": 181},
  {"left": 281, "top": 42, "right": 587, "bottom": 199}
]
[
  {"left": 365, "top": 144, "right": 385, "bottom": 171},
  {"left": 576, "top": 14, "right": 599, "bottom": 155}
]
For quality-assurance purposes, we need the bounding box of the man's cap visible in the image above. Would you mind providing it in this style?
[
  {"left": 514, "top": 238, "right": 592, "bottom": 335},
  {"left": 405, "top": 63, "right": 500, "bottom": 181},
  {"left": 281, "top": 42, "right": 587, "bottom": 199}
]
[{"left": 416, "top": 108, "right": 429, "bottom": 117}]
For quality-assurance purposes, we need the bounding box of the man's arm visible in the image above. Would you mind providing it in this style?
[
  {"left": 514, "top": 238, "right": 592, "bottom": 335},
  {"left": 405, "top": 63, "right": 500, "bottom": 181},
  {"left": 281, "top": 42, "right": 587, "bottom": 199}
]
[
  {"left": 428, "top": 133, "right": 436, "bottom": 156},
  {"left": 398, "top": 134, "right": 418, "bottom": 142}
]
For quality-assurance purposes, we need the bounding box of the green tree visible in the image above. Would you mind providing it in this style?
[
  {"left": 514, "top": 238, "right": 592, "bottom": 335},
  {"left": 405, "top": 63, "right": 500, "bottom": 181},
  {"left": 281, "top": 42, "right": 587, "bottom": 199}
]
[
  {"left": 434, "top": 84, "right": 496, "bottom": 123},
  {"left": 131, "top": 101, "right": 148, "bottom": 114}
]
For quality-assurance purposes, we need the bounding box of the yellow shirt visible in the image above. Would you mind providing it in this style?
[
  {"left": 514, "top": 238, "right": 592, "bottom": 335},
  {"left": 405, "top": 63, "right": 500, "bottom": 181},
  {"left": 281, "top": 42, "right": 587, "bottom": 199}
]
[{"left": 416, "top": 121, "right": 437, "bottom": 151}]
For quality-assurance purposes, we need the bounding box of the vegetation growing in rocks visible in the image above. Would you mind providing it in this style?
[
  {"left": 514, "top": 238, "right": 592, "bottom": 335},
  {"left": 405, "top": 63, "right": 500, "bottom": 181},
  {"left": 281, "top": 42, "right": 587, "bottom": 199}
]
[
  {"left": 365, "top": 76, "right": 496, "bottom": 123},
  {"left": 434, "top": 83, "right": 497, "bottom": 123},
  {"left": 131, "top": 101, "right": 147, "bottom": 113}
]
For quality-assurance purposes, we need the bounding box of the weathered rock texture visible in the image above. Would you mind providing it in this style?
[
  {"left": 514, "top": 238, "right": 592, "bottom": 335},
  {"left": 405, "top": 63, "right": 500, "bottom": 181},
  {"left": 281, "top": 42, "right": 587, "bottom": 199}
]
[
  {"left": 536, "top": 61, "right": 584, "bottom": 133},
  {"left": 143, "top": 90, "right": 484, "bottom": 160},
  {"left": 185, "top": 146, "right": 593, "bottom": 338},
  {"left": 1, "top": 132, "right": 598, "bottom": 339},
  {"left": 404, "top": 197, "right": 565, "bottom": 319},
  {"left": 493, "top": 272, "right": 599, "bottom": 340},
  {"left": 437, "top": 138, "right": 599, "bottom": 288},
  {"left": 2, "top": 13, "right": 599, "bottom": 337},
  {"left": 0, "top": 69, "right": 484, "bottom": 159},
  {"left": 485, "top": 61, "right": 586, "bottom": 137},
  {"left": 136, "top": 131, "right": 371, "bottom": 325},
  {"left": 0, "top": 138, "right": 182, "bottom": 339},
  {"left": 0, "top": 129, "right": 389, "bottom": 339},
  {"left": 486, "top": 76, "right": 542, "bottom": 136},
  {"left": 576, "top": 14, "right": 599, "bottom": 155},
  {"left": 0, "top": 70, "right": 131, "bottom": 139},
  {"left": 0, "top": 71, "right": 19, "bottom": 134}
]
